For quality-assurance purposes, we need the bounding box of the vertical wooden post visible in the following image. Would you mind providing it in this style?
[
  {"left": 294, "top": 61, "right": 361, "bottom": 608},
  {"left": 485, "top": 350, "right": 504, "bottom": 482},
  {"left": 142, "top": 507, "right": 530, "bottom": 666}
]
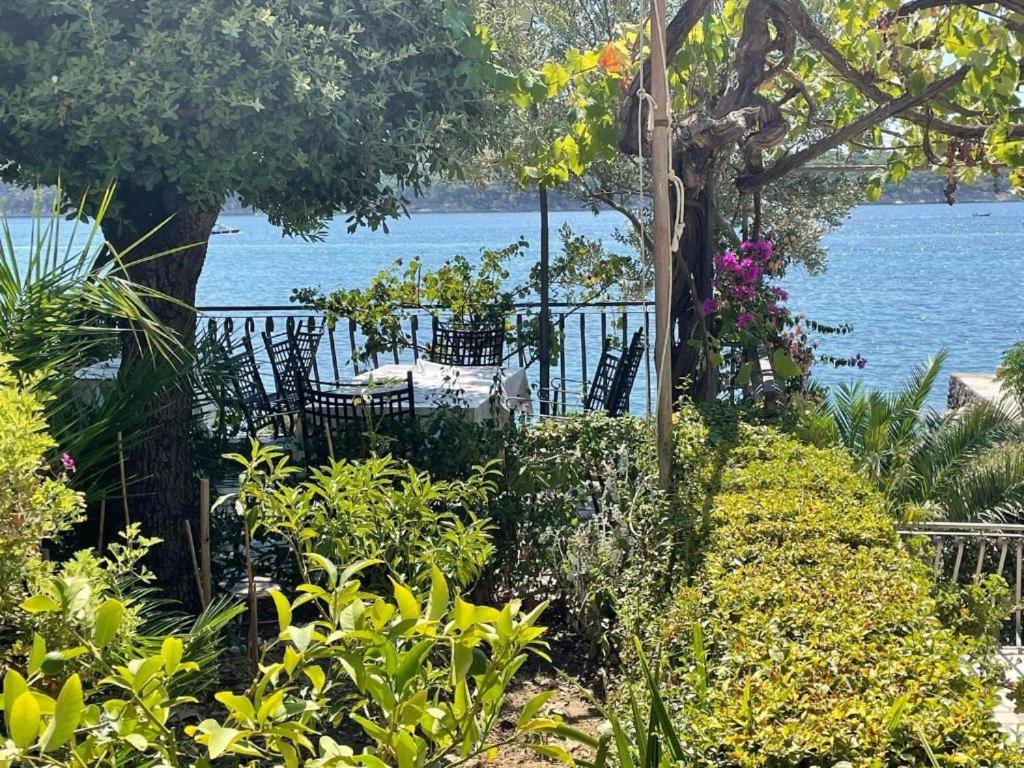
[
  {"left": 538, "top": 183, "right": 551, "bottom": 415},
  {"left": 200, "top": 477, "right": 211, "bottom": 606},
  {"left": 650, "top": 0, "right": 674, "bottom": 493},
  {"left": 117, "top": 431, "right": 131, "bottom": 525}
]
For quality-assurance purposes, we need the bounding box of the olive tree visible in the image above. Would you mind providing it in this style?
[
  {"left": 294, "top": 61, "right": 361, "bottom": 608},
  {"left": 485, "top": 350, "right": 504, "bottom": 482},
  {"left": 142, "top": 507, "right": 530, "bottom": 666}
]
[
  {"left": 619, "top": 0, "right": 1024, "bottom": 394},
  {"left": 0, "top": 0, "right": 494, "bottom": 602}
]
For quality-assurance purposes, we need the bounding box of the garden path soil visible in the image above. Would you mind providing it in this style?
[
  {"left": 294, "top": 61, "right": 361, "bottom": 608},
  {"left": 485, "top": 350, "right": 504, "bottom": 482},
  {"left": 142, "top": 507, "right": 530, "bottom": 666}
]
[{"left": 470, "top": 666, "right": 606, "bottom": 768}]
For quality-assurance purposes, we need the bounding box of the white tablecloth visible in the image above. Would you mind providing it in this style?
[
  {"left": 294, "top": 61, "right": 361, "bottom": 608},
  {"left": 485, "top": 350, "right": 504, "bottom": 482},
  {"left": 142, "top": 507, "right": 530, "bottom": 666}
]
[{"left": 350, "top": 360, "right": 532, "bottom": 424}]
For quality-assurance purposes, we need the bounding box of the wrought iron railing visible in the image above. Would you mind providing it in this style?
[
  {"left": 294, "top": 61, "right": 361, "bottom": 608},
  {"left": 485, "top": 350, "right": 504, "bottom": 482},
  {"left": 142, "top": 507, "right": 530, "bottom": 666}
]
[
  {"left": 197, "top": 301, "right": 661, "bottom": 415},
  {"left": 898, "top": 521, "right": 1024, "bottom": 646}
]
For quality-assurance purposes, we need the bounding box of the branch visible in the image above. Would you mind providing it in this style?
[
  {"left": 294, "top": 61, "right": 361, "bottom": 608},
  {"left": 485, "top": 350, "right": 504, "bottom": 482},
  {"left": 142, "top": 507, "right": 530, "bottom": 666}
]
[
  {"left": 737, "top": 66, "right": 969, "bottom": 191},
  {"left": 618, "top": 0, "right": 716, "bottom": 155}
]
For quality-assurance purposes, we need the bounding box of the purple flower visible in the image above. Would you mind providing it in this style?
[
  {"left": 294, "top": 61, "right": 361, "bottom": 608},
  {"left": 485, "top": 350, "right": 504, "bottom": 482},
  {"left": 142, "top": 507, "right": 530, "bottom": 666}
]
[
  {"left": 741, "top": 239, "right": 774, "bottom": 263},
  {"left": 739, "top": 259, "right": 763, "bottom": 284},
  {"left": 730, "top": 284, "right": 756, "bottom": 301},
  {"left": 736, "top": 312, "right": 755, "bottom": 330},
  {"left": 699, "top": 298, "right": 719, "bottom": 316},
  {"left": 714, "top": 250, "right": 740, "bottom": 273},
  {"left": 60, "top": 453, "right": 76, "bottom": 473},
  {"left": 770, "top": 286, "right": 788, "bottom": 302}
]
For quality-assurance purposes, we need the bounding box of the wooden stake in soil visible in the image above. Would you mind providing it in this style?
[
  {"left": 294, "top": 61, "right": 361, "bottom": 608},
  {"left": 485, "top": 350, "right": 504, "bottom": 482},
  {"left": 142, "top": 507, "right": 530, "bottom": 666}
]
[
  {"left": 184, "top": 520, "right": 207, "bottom": 609},
  {"left": 244, "top": 524, "right": 258, "bottom": 675},
  {"left": 96, "top": 497, "right": 106, "bottom": 552},
  {"left": 116, "top": 431, "right": 131, "bottom": 526},
  {"left": 199, "top": 477, "right": 212, "bottom": 605}
]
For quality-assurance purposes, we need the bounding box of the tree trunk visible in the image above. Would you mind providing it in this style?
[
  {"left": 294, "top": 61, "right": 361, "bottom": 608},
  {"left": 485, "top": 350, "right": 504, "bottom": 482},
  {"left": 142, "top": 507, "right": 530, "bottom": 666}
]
[
  {"left": 669, "top": 186, "right": 716, "bottom": 401},
  {"left": 103, "top": 183, "right": 218, "bottom": 611}
]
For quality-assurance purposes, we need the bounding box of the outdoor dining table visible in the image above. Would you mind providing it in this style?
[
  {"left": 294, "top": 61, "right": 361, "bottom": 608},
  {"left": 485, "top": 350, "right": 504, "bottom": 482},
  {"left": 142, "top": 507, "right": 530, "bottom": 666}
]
[{"left": 346, "top": 359, "right": 532, "bottom": 424}]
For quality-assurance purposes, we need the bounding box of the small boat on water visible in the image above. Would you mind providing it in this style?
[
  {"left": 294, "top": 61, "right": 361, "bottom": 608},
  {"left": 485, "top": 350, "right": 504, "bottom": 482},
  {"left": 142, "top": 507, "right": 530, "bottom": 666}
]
[
  {"left": 972, "top": 213, "right": 991, "bottom": 217},
  {"left": 212, "top": 223, "right": 241, "bottom": 235}
]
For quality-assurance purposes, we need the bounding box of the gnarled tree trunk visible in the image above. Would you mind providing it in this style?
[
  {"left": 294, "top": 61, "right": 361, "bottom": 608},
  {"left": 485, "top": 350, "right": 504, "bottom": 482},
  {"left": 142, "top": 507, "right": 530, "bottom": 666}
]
[{"left": 103, "top": 183, "right": 218, "bottom": 610}]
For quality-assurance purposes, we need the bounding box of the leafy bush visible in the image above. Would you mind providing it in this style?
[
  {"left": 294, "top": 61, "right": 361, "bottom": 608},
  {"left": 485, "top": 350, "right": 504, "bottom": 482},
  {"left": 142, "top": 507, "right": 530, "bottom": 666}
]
[
  {"left": 216, "top": 444, "right": 497, "bottom": 593},
  {"left": 0, "top": 362, "right": 239, "bottom": 688},
  {"left": 634, "top": 417, "right": 1022, "bottom": 767},
  {"left": 0, "top": 360, "right": 84, "bottom": 650},
  {"left": 490, "top": 413, "right": 677, "bottom": 659},
  {"left": 1, "top": 558, "right": 563, "bottom": 768}
]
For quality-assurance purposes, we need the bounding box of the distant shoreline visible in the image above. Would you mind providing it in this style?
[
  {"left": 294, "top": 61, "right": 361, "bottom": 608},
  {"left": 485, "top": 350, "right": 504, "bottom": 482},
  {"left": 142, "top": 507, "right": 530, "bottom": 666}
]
[{"left": 4, "top": 199, "right": 1021, "bottom": 220}]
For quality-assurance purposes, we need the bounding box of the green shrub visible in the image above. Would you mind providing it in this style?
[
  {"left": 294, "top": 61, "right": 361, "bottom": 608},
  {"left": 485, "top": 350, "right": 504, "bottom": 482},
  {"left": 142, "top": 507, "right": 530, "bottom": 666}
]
[
  {"left": 633, "top": 416, "right": 1022, "bottom": 767},
  {"left": 2, "top": 558, "right": 565, "bottom": 768},
  {"left": 216, "top": 443, "right": 497, "bottom": 594},
  {"left": 488, "top": 413, "right": 678, "bottom": 659},
  {"left": 0, "top": 361, "right": 84, "bottom": 650}
]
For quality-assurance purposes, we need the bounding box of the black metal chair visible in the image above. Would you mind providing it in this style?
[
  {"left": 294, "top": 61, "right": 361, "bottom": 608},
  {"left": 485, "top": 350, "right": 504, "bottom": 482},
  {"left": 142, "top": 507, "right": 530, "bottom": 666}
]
[
  {"left": 263, "top": 326, "right": 323, "bottom": 412},
  {"left": 230, "top": 335, "right": 283, "bottom": 437},
  {"left": 604, "top": 328, "right": 645, "bottom": 418},
  {"left": 543, "top": 329, "right": 645, "bottom": 417},
  {"left": 300, "top": 372, "right": 417, "bottom": 461},
  {"left": 428, "top": 318, "right": 505, "bottom": 367}
]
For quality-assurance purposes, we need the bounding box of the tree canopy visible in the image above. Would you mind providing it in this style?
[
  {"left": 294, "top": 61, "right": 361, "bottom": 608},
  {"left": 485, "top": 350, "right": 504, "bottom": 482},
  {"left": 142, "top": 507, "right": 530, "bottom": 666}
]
[{"left": 0, "top": 0, "right": 494, "bottom": 235}]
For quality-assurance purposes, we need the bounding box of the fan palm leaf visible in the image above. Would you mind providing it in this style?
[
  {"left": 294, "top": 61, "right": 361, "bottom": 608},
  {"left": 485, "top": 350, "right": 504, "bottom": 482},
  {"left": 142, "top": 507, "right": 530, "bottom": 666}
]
[{"left": 0, "top": 185, "right": 197, "bottom": 497}]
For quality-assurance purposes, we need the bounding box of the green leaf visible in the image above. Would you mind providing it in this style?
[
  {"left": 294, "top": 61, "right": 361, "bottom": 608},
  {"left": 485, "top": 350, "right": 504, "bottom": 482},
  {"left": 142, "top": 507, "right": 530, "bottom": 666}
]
[
  {"left": 215, "top": 692, "right": 256, "bottom": 724},
  {"left": 10, "top": 691, "right": 41, "bottom": 748},
  {"left": 27, "top": 634, "right": 45, "bottom": 677},
  {"left": 161, "top": 636, "right": 183, "bottom": 675},
  {"left": 395, "top": 640, "right": 435, "bottom": 692},
  {"left": 3, "top": 670, "right": 28, "bottom": 724},
  {"left": 269, "top": 589, "right": 292, "bottom": 632},
  {"left": 391, "top": 579, "right": 421, "bottom": 622},
  {"left": 518, "top": 690, "right": 556, "bottom": 728},
  {"left": 771, "top": 348, "right": 804, "bottom": 381},
  {"left": 92, "top": 599, "right": 124, "bottom": 648},
  {"left": 425, "top": 566, "right": 449, "bottom": 622},
  {"left": 736, "top": 361, "right": 754, "bottom": 388},
  {"left": 207, "top": 726, "right": 242, "bottom": 759},
  {"left": 40, "top": 674, "right": 82, "bottom": 752},
  {"left": 21, "top": 595, "right": 60, "bottom": 614}
]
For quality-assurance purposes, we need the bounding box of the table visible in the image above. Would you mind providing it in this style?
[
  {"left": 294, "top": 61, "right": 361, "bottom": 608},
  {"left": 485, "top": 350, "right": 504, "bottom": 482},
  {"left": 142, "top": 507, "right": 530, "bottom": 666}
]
[{"left": 349, "top": 360, "right": 532, "bottom": 424}]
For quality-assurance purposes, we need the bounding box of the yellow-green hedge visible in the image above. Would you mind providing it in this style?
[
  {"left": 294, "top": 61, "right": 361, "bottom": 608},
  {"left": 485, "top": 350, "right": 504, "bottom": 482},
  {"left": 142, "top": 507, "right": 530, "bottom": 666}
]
[{"left": 652, "top": 412, "right": 1021, "bottom": 767}]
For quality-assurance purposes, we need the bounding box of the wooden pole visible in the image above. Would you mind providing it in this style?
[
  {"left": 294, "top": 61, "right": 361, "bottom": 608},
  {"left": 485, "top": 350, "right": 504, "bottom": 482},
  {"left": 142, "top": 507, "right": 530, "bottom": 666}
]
[
  {"left": 650, "top": 0, "right": 674, "bottom": 492},
  {"left": 184, "top": 520, "right": 207, "bottom": 609},
  {"left": 199, "top": 478, "right": 212, "bottom": 606},
  {"left": 96, "top": 497, "right": 106, "bottom": 552},
  {"left": 116, "top": 431, "right": 131, "bottom": 526},
  {"left": 538, "top": 183, "right": 551, "bottom": 415}
]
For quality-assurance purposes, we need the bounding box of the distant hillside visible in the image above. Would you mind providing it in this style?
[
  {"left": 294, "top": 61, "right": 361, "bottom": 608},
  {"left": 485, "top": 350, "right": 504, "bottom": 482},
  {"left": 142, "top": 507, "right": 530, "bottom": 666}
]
[
  {"left": 878, "top": 170, "right": 1017, "bottom": 204},
  {"left": 0, "top": 172, "right": 1017, "bottom": 217}
]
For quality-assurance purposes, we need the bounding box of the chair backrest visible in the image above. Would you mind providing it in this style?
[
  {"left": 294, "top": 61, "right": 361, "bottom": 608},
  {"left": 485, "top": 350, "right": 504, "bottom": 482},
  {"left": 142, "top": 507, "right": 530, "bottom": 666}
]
[
  {"left": 263, "top": 326, "right": 322, "bottom": 409},
  {"left": 361, "top": 370, "right": 417, "bottom": 423},
  {"left": 583, "top": 329, "right": 645, "bottom": 417},
  {"left": 231, "top": 335, "right": 278, "bottom": 435},
  {"left": 428, "top": 319, "right": 505, "bottom": 367},
  {"left": 607, "top": 329, "right": 645, "bottom": 417},
  {"left": 301, "top": 372, "right": 417, "bottom": 460},
  {"left": 583, "top": 345, "right": 623, "bottom": 413}
]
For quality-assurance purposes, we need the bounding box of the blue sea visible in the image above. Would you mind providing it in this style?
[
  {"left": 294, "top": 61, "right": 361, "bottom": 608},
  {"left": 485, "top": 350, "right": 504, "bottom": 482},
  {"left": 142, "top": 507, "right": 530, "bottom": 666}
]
[{"left": 8, "top": 202, "right": 1024, "bottom": 409}]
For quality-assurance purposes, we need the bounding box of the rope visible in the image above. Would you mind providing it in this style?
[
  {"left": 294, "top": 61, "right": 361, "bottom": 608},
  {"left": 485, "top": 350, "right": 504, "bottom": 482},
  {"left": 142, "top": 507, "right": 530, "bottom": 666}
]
[
  {"left": 636, "top": 39, "right": 656, "bottom": 416},
  {"left": 669, "top": 172, "right": 686, "bottom": 252}
]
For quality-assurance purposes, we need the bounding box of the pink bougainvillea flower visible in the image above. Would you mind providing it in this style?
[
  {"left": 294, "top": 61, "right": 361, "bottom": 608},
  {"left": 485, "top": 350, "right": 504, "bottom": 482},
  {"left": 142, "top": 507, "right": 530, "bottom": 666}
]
[
  {"left": 730, "top": 284, "right": 756, "bottom": 301},
  {"left": 60, "top": 452, "right": 76, "bottom": 473},
  {"left": 715, "top": 250, "right": 740, "bottom": 273},
  {"left": 770, "top": 286, "right": 788, "bottom": 302},
  {"left": 699, "top": 298, "right": 719, "bottom": 316},
  {"left": 737, "top": 312, "right": 755, "bottom": 329},
  {"left": 739, "top": 259, "right": 763, "bottom": 284}
]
